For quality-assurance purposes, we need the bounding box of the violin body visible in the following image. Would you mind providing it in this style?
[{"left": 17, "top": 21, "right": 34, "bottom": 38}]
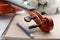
[{"left": 0, "top": 1, "right": 21, "bottom": 14}]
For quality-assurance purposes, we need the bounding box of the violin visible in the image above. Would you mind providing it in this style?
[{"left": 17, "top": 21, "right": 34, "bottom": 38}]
[
  {"left": 24, "top": 11, "right": 54, "bottom": 33},
  {"left": 0, "top": 0, "right": 54, "bottom": 33}
]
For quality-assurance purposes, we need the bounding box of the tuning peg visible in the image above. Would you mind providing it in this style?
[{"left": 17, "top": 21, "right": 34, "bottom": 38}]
[
  {"left": 41, "top": 12, "right": 46, "bottom": 15},
  {"left": 24, "top": 16, "right": 34, "bottom": 22},
  {"left": 29, "top": 25, "right": 39, "bottom": 29}
]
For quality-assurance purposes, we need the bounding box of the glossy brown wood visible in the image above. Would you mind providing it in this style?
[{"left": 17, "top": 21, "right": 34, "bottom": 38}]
[
  {"left": 0, "top": 1, "right": 22, "bottom": 14},
  {"left": 28, "top": 11, "right": 54, "bottom": 32}
]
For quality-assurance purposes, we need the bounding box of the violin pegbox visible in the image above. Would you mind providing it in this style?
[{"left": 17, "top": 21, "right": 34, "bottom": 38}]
[{"left": 24, "top": 11, "right": 54, "bottom": 33}]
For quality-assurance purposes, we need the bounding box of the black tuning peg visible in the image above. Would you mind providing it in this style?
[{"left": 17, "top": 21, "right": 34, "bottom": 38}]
[
  {"left": 41, "top": 12, "right": 46, "bottom": 15},
  {"left": 29, "top": 25, "right": 39, "bottom": 29},
  {"left": 24, "top": 16, "right": 35, "bottom": 22}
]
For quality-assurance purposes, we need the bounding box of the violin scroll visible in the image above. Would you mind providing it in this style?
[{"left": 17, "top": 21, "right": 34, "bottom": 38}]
[
  {"left": 24, "top": 11, "right": 54, "bottom": 33},
  {"left": 39, "top": 17, "right": 54, "bottom": 32}
]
